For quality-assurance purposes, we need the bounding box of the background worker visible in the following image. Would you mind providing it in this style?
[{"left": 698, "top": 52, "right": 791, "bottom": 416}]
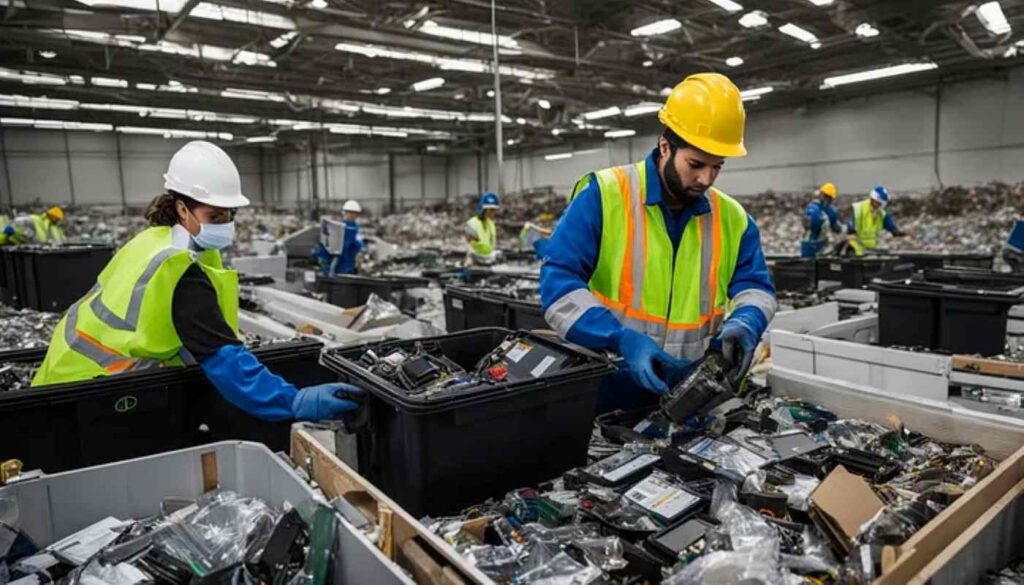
[
  {"left": 1, "top": 206, "right": 66, "bottom": 245},
  {"left": 1003, "top": 220, "right": 1024, "bottom": 274},
  {"left": 465, "top": 191, "right": 500, "bottom": 265},
  {"left": 801, "top": 182, "right": 842, "bottom": 258},
  {"left": 540, "top": 73, "right": 777, "bottom": 412},
  {"left": 32, "top": 140, "right": 362, "bottom": 423},
  {"left": 845, "top": 184, "right": 906, "bottom": 255},
  {"left": 313, "top": 199, "right": 365, "bottom": 276}
]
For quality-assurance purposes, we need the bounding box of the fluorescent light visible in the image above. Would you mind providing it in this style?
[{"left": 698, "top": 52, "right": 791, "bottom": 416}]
[
  {"left": 739, "top": 10, "right": 768, "bottom": 28},
  {"left": 582, "top": 106, "right": 621, "bottom": 120},
  {"left": 726, "top": 56, "right": 744, "bottom": 67},
  {"left": 506, "top": 138, "right": 516, "bottom": 145},
  {"left": 487, "top": 89, "right": 495, "bottom": 97},
  {"left": 551, "top": 128, "right": 561, "bottom": 136},
  {"left": 544, "top": 152, "right": 572, "bottom": 161},
  {"left": 0, "top": 68, "right": 66, "bottom": 85},
  {"left": 515, "top": 117, "right": 526, "bottom": 124},
  {"left": 375, "top": 87, "right": 391, "bottom": 95},
  {"left": 118, "top": 126, "right": 233, "bottom": 141},
  {"left": 820, "top": 62, "right": 938, "bottom": 88},
  {"left": 660, "top": 87, "right": 673, "bottom": 96},
  {"left": 220, "top": 88, "right": 287, "bottom": 102},
  {"left": 412, "top": 77, "right": 445, "bottom": 92},
  {"left": 246, "top": 136, "right": 277, "bottom": 143},
  {"left": 91, "top": 76, "right": 128, "bottom": 87},
  {"left": 605, "top": 129, "right": 636, "bottom": 138},
  {"left": 334, "top": 41, "right": 551, "bottom": 80},
  {"left": 0, "top": 94, "right": 79, "bottom": 110},
  {"left": 232, "top": 50, "right": 276, "bottom": 67},
  {"left": 0, "top": 117, "right": 112, "bottom": 131},
  {"left": 537, "top": 99, "right": 551, "bottom": 110},
  {"left": 39, "top": 50, "right": 56, "bottom": 59},
  {"left": 136, "top": 82, "right": 157, "bottom": 90},
  {"left": 977, "top": 1, "right": 1011, "bottom": 35},
  {"left": 625, "top": 102, "right": 661, "bottom": 117},
  {"left": 705, "top": 0, "right": 743, "bottom": 12},
  {"left": 807, "top": 0, "right": 832, "bottom": 5},
  {"left": 855, "top": 23, "right": 879, "bottom": 38},
  {"left": 642, "top": 60, "right": 654, "bottom": 67},
  {"left": 190, "top": 2, "right": 296, "bottom": 30},
  {"left": 269, "top": 31, "right": 298, "bottom": 48},
  {"left": 309, "top": 0, "right": 327, "bottom": 8},
  {"left": 630, "top": 18, "right": 682, "bottom": 37},
  {"left": 778, "top": 23, "right": 819, "bottom": 46},
  {"left": 373, "top": 129, "right": 408, "bottom": 138},
  {"left": 420, "top": 19, "right": 520, "bottom": 51},
  {"left": 740, "top": 86, "right": 774, "bottom": 101}
]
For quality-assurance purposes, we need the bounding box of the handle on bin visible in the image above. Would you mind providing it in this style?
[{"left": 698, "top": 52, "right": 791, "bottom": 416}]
[
  {"left": 334, "top": 386, "right": 371, "bottom": 433},
  {"left": 530, "top": 329, "right": 616, "bottom": 365}
]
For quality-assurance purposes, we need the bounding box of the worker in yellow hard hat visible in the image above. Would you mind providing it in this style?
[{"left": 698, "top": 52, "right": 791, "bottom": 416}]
[
  {"left": 540, "top": 73, "right": 776, "bottom": 412},
  {"left": 1, "top": 206, "right": 67, "bottom": 245},
  {"left": 801, "top": 182, "right": 843, "bottom": 258}
]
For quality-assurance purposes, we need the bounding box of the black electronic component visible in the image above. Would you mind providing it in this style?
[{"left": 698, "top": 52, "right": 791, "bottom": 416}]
[
  {"left": 401, "top": 356, "right": 442, "bottom": 387},
  {"left": 581, "top": 450, "right": 660, "bottom": 487},
  {"left": 646, "top": 517, "right": 715, "bottom": 565},
  {"left": 834, "top": 448, "right": 903, "bottom": 483},
  {"left": 661, "top": 353, "right": 736, "bottom": 424},
  {"left": 248, "top": 509, "right": 309, "bottom": 585},
  {"left": 739, "top": 489, "right": 790, "bottom": 518},
  {"left": 768, "top": 431, "right": 829, "bottom": 462}
]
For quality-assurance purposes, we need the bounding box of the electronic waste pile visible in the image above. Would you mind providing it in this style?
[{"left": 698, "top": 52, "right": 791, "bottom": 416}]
[
  {"left": 421, "top": 354, "right": 998, "bottom": 584},
  {"left": 0, "top": 490, "right": 338, "bottom": 585}
]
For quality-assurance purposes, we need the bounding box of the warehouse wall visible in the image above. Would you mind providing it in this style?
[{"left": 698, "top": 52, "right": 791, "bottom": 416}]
[
  {"left": 475, "top": 67, "right": 1024, "bottom": 198},
  {"left": 0, "top": 129, "right": 264, "bottom": 209}
]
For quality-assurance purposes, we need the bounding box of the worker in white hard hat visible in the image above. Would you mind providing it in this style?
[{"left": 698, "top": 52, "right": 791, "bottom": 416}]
[
  {"left": 313, "top": 199, "right": 365, "bottom": 276},
  {"left": 32, "top": 141, "right": 364, "bottom": 423}
]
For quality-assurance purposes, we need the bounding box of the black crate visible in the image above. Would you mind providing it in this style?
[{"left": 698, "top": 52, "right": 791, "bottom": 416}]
[
  {"left": 0, "top": 340, "right": 335, "bottom": 474},
  {"left": 896, "top": 253, "right": 995, "bottom": 271},
  {"left": 10, "top": 245, "right": 114, "bottom": 312},
  {"left": 874, "top": 281, "right": 1022, "bottom": 355},
  {"left": 443, "top": 285, "right": 507, "bottom": 332},
  {"left": 0, "top": 247, "right": 20, "bottom": 307},
  {"left": 321, "top": 328, "right": 614, "bottom": 516},
  {"left": 815, "top": 256, "right": 915, "bottom": 288},
  {"left": 316, "top": 274, "right": 430, "bottom": 308},
  {"left": 918, "top": 267, "right": 1024, "bottom": 289},
  {"left": 771, "top": 259, "right": 817, "bottom": 293},
  {"left": 504, "top": 297, "right": 547, "bottom": 330}
]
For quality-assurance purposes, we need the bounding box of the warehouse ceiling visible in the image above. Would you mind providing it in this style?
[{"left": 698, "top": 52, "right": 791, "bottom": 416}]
[{"left": 0, "top": 0, "right": 1022, "bottom": 154}]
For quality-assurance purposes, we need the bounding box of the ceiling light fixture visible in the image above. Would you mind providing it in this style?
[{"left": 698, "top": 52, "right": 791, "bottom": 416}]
[
  {"left": 334, "top": 42, "right": 551, "bottom": 80},
  {"left": 977, "top": 1, "right": 1011, "bottom": 35},
  {"left": 739, "top": 10, "right": 768, "bottom": 28},
  {"left": 582, "top": 106, "right": 621, "bottom": 120},
  {"left": 412, "top": 77, "right": 445, "bottom": 91},
  {"left": 538, "top": 99, "right": 551, "bottom": 109},
  {"left": 38, "top": 50, "right": 57, "bottom": 59},
  {"left": 726, "top": 56, "right": 744, "bottom": 67},
  {"left": 624, "top": 102, "right": 661, "bottom": 117},
  {"left": 515, "top": 117, "right": 526, "bottom": 124},
  {"left": 309, "top": 0, "right": 327, "bottom": 8},
  {"left": 778, "top": 23, "right": 820, "bottom": 47},
  {"left": 91, "top": 76, "right": 129, "bottom": 87},
  {"left": 605, "top": 129, "right": 636, "bottom": 138},
  {"left": 544, "top": 152, "right": 572, "bottom": 161},
  {"left": 806, "top": 0, "right": 833, "bottom": 5},
  {"left": 487, "top": 89, "right": 495, "bottom": 97},
  {"left": 820, "top": 62, "right": 938, "bottom": 88},
  {"left": 740, "top": 86, "right": 774, "bottom": 101},
  {"left": 246, "top": 136, "right": 277, "bottom": 143},
  {"left": 630, "top": 19, "right": 682, "bottom": 37},
  {"left": 269, "top": 31, "right": 298, "bottom": 48},
  {"left": 855, "top": 23, "right": 879, "bottom": 38},
  {"left": 705, "top": 0, "right": 743, "bottom": 13},
  {"left": 419, "top": 19, "right": 521, "bottom": 51},
  {"left": 642, "top": 60, "right": 654, "bottom": 67},
  {"left": 551, "top": 128, "right": 561, "bottom": 136}
]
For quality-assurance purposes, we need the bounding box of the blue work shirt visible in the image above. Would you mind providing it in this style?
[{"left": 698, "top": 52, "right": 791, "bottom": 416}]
[
  {"left": 314, "top": 219, "right": 364, "bottom": 275},
  {"left": 805, "top": 199, "right": 842, "bottom": 241},
  {"left": 540, "top": 148, "right": 776, "bottom": 353}
]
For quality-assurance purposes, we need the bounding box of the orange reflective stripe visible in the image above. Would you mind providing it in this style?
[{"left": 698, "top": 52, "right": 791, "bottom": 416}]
[
  {"left": 613, "top": 167, "right": 636, "bottom": 306},
  {"left": 708, "top": 190, "right": 723, "bottom": 310},
  {"left": 76, "top": 328, "right": 136, "bottom": 373},
  {"left": 593, "top": 289, "right": 724, "bottom": 328},
  {"left": 666, "top": 308, "right": 725, "bottom": 330}
]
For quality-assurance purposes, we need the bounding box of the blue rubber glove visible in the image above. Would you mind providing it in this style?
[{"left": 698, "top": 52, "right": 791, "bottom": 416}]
[
  {"left": 291, "top": 383, "right": 364, "bottom": 421},
  {"left": 662, "top": 357, "right": 696, "bottom": 388},
  {"left": 712, "top": 319, "right": 759, "bottom": 385},
  {"left": 3, "top": 225, "right": 14, "bottom": 236},
  {"left": 615, "top": 329, "right": 684, "bottom": 395}
]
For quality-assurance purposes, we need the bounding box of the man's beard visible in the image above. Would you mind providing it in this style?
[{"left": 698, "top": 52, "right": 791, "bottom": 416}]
[{"left": 663, "top": 159, "right": 704, "bottom": 206}]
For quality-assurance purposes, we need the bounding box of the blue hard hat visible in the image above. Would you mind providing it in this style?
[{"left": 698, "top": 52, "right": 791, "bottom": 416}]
[
  {"left": 478, "top": 191, "right": 500, "bottom": 213},
  {"left": 870, "top": 184, "right": 890, "bottom": 204}
]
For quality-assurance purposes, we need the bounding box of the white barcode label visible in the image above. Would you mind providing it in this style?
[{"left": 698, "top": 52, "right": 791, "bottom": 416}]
[
  {"left": 530, "top": 355, "right": 557, "bottom": 377},
  {"left": 604, "top": 454, "right": 659, "bottom": 482},
  {"left": 451, "top": 298, "right": 464, "bottom": 310},
  {"left": 505, "top": 342, "right": 532, "bottom": 363},
  {"left": 626, "top": 475, "right": 700, "bottom": 520},
  {"left": 304, "top": 270, "right": 316, "bottom": 283}
]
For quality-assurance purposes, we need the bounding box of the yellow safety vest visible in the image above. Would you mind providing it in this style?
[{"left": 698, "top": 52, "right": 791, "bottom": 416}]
[
  {"left": 32, "top": 226, "right": 239, "bottom": 386},
  {"left": 850, "top": 199, "right": 886, "bottom": 255},
  {"left": 562, "top": 161, "right": 755, "bottom": 359},
  {"left": 30, "top": 213, "right": 65, "bottom": 244},
  {"left": 466, "top": 216, "right": 496, "bottom": 257}
]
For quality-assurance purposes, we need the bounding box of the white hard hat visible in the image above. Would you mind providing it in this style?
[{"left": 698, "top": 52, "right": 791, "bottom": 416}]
[
  {"left": 163, "top": 141, "right": 250, "bottom": 208},
  {"left": 342, "top": 199, "right": 362, "bottom": 213}
]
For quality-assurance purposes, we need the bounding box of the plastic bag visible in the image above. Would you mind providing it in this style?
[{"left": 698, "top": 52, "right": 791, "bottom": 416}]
[
  {"left": 349, "top": 293, "right": 404, "bottom": 331},
  {"left": 664, "top": 550, "right": 787, "bottom": 585},
  {"left": 513, "top": 552, "right": 602, "bottom": 585},
  {"left": 707, "top": 483, "right": 779, "bottom": 556},
  {"left": 154, "top": 491, "right": 278, "bottom": 577},
  {"left": 775, "top": 473, "right": 820, "bottom": 513},
  {"left": 77, "top": 561, "right": 149, "bottom": 585},
  {"left": 574, "top": 537, "right": 627, "bottom": 572}
]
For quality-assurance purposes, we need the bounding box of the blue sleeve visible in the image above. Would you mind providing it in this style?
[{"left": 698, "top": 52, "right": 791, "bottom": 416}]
[
  {"left": 726, "top": 217, "right": 776, "bottom": 339},
  {"left": 824, "top": 205, "right": 842, "bottom": 232},
  {"left": 805, "top": 203, "right": 824, "bottom": 239},
  {"left": 345, "top": 222, "right": 362, "bottom": 253},
  {"left": 201, "top": 344, "right": 297, "bottom": 421},
  {"left": 540, "top": 178, "right": 625, "bottom": 351},
  {"left": 847, "top": 217, "right": 856, "bottom": 235},
  {"left": 883, "top": 213, "right": 899, "bottom": 233}
]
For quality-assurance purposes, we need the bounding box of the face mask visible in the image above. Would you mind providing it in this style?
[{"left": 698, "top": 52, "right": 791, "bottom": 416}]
[{"left": 186, "top": 207, "right": 235, "bottom": 250}]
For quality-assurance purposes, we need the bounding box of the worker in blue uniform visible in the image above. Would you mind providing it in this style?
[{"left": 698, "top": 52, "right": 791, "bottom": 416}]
[
  {"left": 1004, "top": 220, "right": 1024, "bottom": 273},
  {"left": 540, "top": 73, "right": 777, "bottom": 413},
  {"left": 801, "top": 182, "right": 842, "bottom": 258},
  {"left": 313, "top": 199, "right": 364, "bottom": 276}
]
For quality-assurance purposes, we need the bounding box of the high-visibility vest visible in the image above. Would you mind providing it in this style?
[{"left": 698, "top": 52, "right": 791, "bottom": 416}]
[
  {"left": 466, "top": 216, "right": 496, "bottom": 257},
  {"left": 30, "top": 213, "right": 65, "bottom": 244},
  {"left": 850, "top": 199, "right": 885, "bottom": 255},
  {"left": 32, "top": 226, "right": 239, "bottom": 386},
  {"left": 585, "top": 161, "right": 750, "bottom": 359}
]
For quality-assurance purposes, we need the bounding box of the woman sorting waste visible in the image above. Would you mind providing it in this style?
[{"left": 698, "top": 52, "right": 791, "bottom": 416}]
[{"left": 31, "top": 140, "right": 363, "bottom": 422}]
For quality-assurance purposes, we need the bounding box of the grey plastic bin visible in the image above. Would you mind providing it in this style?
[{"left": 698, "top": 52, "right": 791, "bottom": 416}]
[{"left": 0, "top": 441, "right": 412, "bottom": 585}]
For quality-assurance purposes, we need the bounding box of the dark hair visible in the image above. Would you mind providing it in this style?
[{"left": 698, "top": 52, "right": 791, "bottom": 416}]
[
  {"left": 144, "top": 191, "right": 199, "bottom": 226},
  {"left": 662, "top": 128, "right": 689, "bottom": 150}
]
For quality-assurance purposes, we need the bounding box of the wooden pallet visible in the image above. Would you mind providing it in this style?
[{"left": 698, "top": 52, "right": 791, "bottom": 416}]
[{"left": 953, "top": 354, "right": 1024, "bottom": 380}]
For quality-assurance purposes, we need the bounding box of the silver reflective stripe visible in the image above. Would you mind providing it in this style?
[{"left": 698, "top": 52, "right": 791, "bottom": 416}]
[
  {"left": 622, "top": 164, "right": 646, "bottom": 310},
  {"left": 91, "top": 247, "right": 179, "bottom": 332},
  {"left": 664, "top": 339, "right": 709, "bottom": 361},
  {"left": 732, "top": 288, "right": 778, "bottom": 322},
  {"left": 178, "top": 346, "right": 197, "bottom": 366},
  {"left": 697, "top": 200, "right": 716, "bottom": 317},
  {"left": 64, "top": 287, "right": 126, "bottom": 369},
  {"left": 545, "top": 288, "right": 604, "bottom": 338}
]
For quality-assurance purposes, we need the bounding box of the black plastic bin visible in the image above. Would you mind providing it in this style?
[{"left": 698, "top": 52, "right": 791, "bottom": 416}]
[
  {"left": 815, "top": 256, "right": 915, "bottom": 288},
  {"left": 896, "top": 252, "right": 995, "bottom": 271},
  {"left": 771, "top": 259, "right": 817, "bottom": 293},
  {"left": 9, "top": 245, "right": 114, "bottom": 311},
  {"left": 0, "top": 247, "right": 20, "bottom": 307},
  {"left": 321, "top": 328, "right": 614, "bottom": 517},
  {"left": 873, "top": 281, "right": 1024, "bottom": 355},
  {"left": 0, "top": 340, "right": 335, "bottom": 474},
  {"left": 504, "top": 297, "right": 547, "bottom": 330},
  {"left": 917, "top": 267, "right": 1024, "bottom": 288},
  {"left": 317, "top": 274, "right": 430, "bottom": 308},
  {"left": 443, "top": 285, "right": 507, "bottom": 332}
]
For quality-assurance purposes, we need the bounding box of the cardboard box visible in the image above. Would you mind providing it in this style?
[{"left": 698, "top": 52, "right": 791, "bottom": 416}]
[{"left": 809, "top": 465, "right": 886, "bottom": 556}]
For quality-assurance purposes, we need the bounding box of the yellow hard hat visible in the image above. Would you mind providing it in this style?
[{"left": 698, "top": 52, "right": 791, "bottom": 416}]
[
  {"left": 658, "top": 73, "right": 747, "bottom": 158},
  {"left": 819, "top": 182, "right": 837, "bottom": 198},
  {"left": 46, "top": 206, "right": 64, "bottom": 222}
]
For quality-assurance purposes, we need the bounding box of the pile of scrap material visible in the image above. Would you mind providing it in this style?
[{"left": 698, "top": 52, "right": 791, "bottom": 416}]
[
  {"left": 233, "top": 208, "right": 313, "bottom": 255},
  {"left": 0, "top": 304, "right": 58, "bottom": 348}
]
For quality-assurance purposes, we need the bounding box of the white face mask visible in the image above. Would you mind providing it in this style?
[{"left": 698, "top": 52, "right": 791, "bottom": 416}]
[{"left": 185, "top": 206, "right": 235, "bottom": 250}]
